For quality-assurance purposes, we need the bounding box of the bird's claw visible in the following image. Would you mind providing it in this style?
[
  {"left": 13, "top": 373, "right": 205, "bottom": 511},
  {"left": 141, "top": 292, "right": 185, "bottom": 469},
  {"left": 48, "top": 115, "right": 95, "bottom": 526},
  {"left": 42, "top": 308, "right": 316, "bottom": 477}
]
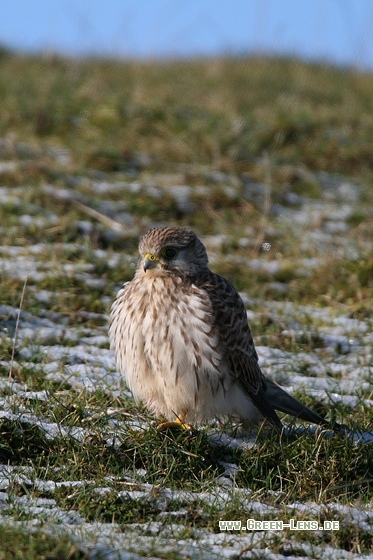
[{"left": 157, "top": 418, "right": 191, "bottom": 431}]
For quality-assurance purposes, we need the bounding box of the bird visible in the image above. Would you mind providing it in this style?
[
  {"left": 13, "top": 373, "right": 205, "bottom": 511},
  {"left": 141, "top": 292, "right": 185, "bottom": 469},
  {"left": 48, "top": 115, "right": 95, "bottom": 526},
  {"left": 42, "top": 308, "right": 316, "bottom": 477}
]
[{"left": 109, "top": 226, "right": 338, "bottom": 433}]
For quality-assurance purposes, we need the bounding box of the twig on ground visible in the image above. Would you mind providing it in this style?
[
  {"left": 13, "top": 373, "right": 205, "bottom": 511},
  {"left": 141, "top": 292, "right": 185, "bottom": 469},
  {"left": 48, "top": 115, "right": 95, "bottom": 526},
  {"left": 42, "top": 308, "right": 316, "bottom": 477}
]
[{"left": 73, "top": 200, "right": 127, "bottom": 233}]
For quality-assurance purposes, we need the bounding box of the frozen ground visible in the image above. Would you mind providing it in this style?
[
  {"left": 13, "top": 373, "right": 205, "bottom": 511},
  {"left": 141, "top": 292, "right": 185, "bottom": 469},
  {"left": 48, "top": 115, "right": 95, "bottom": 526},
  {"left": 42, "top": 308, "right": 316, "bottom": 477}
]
[{"left": 0, "top": 140, "right": 372, "bottom": 558}]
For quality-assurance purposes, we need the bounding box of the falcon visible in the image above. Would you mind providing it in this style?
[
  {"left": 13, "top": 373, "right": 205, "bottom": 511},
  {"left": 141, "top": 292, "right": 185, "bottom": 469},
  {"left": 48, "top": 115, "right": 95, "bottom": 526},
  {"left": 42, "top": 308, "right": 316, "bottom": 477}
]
[{"left": 109, "top": 226, "right": 336, "bottom": 432}]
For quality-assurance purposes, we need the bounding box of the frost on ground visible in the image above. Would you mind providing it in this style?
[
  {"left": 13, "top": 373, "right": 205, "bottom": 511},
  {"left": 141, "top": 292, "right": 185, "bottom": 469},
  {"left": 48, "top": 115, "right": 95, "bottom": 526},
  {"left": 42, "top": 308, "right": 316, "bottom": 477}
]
[{"left": 0, "top": 142, "right": 372, "bottom": 559}]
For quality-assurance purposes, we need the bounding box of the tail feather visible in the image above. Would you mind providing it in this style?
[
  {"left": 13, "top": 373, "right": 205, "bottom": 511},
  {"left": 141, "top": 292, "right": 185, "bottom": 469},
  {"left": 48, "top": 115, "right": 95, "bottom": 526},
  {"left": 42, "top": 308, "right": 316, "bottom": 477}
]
[{"left": 263, "top": 378, "right": 329, "bottom": 426}]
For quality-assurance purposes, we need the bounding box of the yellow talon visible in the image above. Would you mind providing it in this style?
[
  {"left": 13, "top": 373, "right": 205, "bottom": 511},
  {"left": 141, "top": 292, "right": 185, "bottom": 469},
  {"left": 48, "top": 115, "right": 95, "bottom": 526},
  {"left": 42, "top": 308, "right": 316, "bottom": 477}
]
[{"left": 157, "top": 416, "right": 191, "bottom": 431}]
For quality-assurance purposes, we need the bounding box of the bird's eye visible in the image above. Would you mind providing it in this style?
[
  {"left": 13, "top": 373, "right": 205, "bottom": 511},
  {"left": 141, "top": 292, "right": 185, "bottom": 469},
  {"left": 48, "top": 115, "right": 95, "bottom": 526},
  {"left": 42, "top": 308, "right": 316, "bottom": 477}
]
[{"left": 161, "top": 247, "right": 178, "bottom": 259}]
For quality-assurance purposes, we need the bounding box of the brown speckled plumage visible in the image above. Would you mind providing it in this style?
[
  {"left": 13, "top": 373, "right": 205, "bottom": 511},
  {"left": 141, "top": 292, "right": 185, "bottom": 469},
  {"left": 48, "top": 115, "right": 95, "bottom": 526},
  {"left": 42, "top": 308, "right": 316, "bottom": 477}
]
[{"left": 109, "top": 226, "right": 331, "bottom": 431}]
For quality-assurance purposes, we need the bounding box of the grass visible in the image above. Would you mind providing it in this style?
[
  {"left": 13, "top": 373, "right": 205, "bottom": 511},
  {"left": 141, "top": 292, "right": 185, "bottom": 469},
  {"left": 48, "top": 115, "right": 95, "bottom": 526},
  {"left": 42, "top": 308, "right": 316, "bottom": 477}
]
[
  {"left": 0, "top": 526, "right": 83, "bottom": 560},
  {"left": 0, "top": 408, "right": 372, "bottom": 554},
  {"left": 0, "top": 49, "right": 373, "bottom": 557},
  {"left": 0, "top": 400, "right": 372, "bottom": 502},
  {"left": 2, "top": 54, "right": 373, "bottom": 183},
  {"left": 0, "top": 379, "right": 372, "bottom": 554}
]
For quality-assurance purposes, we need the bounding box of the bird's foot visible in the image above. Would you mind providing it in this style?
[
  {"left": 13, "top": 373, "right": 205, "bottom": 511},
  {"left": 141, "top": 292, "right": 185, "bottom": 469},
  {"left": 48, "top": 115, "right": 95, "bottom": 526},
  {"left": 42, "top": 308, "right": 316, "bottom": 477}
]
[{"left": 157, "top": 416, "right": 191, "bottom": 431}]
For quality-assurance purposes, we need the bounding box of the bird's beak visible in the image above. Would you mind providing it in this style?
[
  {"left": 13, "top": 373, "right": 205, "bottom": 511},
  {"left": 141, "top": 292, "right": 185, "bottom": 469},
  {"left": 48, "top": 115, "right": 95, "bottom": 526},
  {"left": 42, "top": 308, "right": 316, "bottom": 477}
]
[{"left": 143, "top": 253, "right": 159, "bottom": 272}]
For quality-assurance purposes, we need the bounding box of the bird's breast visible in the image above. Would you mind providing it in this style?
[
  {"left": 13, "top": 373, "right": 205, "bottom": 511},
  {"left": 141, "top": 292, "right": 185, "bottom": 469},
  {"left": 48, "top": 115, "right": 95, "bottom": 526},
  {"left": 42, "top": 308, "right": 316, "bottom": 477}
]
[
  {"left": 140, "top": 276, "right": 219, "bottom": 369},
  {"left": 110, "top": 274, "right": 230, "bottom": 421}
]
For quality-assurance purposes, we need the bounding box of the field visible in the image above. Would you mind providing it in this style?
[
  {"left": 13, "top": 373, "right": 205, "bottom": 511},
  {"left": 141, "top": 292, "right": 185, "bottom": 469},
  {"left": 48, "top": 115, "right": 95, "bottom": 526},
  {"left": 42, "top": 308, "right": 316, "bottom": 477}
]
[{"left": 0, "top": 48, "right": 373, "bottom": 558}]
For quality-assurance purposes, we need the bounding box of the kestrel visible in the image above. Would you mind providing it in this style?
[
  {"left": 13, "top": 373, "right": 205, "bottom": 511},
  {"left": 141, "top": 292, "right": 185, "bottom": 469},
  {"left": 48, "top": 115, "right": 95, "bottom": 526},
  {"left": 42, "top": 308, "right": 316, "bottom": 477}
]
[{"left": 109, "top": 226, "right": 335, "bottom": 432}]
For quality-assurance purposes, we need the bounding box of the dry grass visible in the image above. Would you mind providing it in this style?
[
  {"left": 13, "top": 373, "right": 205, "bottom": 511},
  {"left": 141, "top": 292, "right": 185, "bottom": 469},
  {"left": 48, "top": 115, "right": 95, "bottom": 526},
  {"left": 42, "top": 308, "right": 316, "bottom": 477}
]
[{"left": 2, "top": 51, "right": 373, "bottom": 181}]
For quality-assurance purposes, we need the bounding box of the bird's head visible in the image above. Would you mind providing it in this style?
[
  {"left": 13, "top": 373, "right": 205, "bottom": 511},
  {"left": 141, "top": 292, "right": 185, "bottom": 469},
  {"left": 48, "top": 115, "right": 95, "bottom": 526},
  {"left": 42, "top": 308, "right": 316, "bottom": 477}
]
[{"left": 138, "top": 226, "right": 209, "bottom": 278}]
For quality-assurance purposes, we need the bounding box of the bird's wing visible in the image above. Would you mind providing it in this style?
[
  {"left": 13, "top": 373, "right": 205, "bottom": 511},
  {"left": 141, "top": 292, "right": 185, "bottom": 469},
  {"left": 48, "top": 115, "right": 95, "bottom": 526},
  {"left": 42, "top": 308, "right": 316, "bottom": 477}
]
[
  {"left": 195, "top": 271, "right": 330, "bottom": 430},
  {"left": 194, "top": 271, "right": 283, "bottom": 428}
]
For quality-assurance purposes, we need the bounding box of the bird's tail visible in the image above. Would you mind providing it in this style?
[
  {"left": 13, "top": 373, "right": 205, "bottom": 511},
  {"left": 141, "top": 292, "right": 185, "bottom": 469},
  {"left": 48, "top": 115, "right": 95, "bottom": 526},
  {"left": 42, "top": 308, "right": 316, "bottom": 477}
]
[{"left": 264, "top": 378, "right": 329, "bottom": 426}]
